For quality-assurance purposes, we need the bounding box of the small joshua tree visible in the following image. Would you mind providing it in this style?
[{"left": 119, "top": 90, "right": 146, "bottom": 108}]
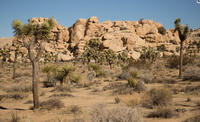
[
  {"left": 54, "top": 65, "right": 75, "bottom": 86},
  {"left": 13, "top": 46, "right": 20, "bottom": 79},
  {"left": 104, "top": 49, "right": 117, "bottom": 69},
  {"left": 0, "top": 45, "right": 9, "bottom": 68},
  {"left": 12, "top": 18, "right": 55, "bottom": 109},
  {"left": 174, "top": 18, "right": 189, "bottom": 78},
  {"left": 81, "top": 39, "right": 104, "bottom": 64}
]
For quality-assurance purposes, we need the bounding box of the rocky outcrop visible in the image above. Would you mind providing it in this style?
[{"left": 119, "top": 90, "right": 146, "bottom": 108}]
[{"left": 1, "top": 17, "right": 199, "bottom": 62}]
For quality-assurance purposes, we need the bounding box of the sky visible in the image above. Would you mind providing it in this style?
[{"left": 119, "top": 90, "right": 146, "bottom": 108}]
[{"left": 0, "top": 0, "right": 200, "bottom": 37}]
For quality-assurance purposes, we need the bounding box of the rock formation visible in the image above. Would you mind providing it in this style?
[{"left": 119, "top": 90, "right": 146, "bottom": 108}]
[{"left": 1, "top": 17, "right": 200, "bottom": 62}]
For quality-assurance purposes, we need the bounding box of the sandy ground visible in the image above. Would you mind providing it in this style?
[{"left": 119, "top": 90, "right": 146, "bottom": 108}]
[{"left": 0, "top": 62, "right": 199, "bottom": 122}]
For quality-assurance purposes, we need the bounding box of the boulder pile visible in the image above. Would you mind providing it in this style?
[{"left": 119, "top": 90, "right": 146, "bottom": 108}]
[{"left": 1, "top": 17, "right": 200, "bottom": 62}]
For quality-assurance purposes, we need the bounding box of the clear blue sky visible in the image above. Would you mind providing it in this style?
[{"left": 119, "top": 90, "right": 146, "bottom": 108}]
[{"left": 0, "top": 0, "right": 200, "bottom": 37}]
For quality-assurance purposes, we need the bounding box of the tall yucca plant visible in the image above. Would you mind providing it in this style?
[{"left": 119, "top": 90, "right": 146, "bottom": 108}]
[
  {"left": 174, "top": 18, "right": 189, "bottom": 78},
  {"left": 12, "top": 18, "right": 55, "bottom": 109}
]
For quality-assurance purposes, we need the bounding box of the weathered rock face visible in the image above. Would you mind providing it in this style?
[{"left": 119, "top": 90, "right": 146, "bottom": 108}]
[{"left": 1, "top": 17, "right": 199, "bottom": 62}]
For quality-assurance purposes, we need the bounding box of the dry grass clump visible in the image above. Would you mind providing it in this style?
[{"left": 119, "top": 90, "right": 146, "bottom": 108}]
[
  {"left": 52, "top": 86, "right": 72, "bottom": 92},
  {"left": 183, "top": 85, "right": 200, "bottom": 94},
  {"left": 153, "top": 77, "right": 177, "bottom": 84},
  {"left": 183, "top": 65, "right": 200, "bottom": 81},
  {"left": 143, "top": 88, "right": 172, "bottom": 108},
  {"left": 40, "top": 99, "right": 64, "bottom": 110},
  {"left": 119, "top": 94, "right": 141, "bottom": 107},
  {"left": 90, "top": 104, "right": 143, "bottom": 122},
  {"left": 5, "top": 84, "right": 32, "bottom": 93},
  {"left": 166, "top": 55, "right": 192, "bottom": 69},
  {"left": 1, "top": 92, "right": 27, "bottom": 100},
  {"left": 147, "top": 106, "right": 175, "bottom": 118},
  {"left": 49, "top": 93, "right": 74, "bottom": 98},
  {"left": 184, "top": 114, "right": 200, "bottom": 122},
  {"left": 10, "top": 111, "right": 20, "bottom": 122}
]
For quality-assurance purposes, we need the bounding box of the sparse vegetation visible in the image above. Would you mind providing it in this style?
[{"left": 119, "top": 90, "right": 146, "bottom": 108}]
[
  {"left": 90, "top": 104, "right": 143, "bottom": 122},
  {"left": 183, "top": 65, "right": 200, "bottom": 81},
  {"left": 10, "top": 111, "right": 20, "bottom": 122},
  {"left": 89, "top": 63, "right": 105, "bottom": 77},
  {"left": 143, "top": 88, "right": 172, "bottom": 107},
  {"left": 147, "top": 107, "right": 175, "bottom": 118},
  {"left": 166, "top": 54, "right": 192, "bottom": 68},
  {"left": 40, "top": 99, "right": 64, "bottom": 110}
]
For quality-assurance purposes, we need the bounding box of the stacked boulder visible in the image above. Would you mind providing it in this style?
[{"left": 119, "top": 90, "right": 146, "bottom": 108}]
[{"left": 1, "top": 16, "right": 199, "bottom": 62}]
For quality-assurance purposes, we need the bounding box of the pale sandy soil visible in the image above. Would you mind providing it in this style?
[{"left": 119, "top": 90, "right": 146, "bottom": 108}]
[{"left": 0, "top": 62, "right": 199, "bottom": 122}]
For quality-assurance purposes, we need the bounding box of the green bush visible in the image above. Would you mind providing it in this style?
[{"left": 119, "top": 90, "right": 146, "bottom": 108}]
[
  {"left": 129, "top": 71, "right": 138, "bottom": 79},
  {"left": 128, "top": 77, "right": 138, "bottom": 88},
  {"left": 89, "top": 63, "right": 105, "bottom": 77},
  {"left": 70, "top": 73, "right": 82, "bottom": 84},
  {"left": 42, "top": 64, "right": 56, "bottom": 82}
]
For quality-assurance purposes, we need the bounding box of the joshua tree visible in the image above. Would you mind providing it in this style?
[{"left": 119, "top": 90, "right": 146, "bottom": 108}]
[
  {"left": 54, "top": 65, "right": 75, "bottom": 86},
  {"left": 13, "top": 46, "right": 20, "bottom": 79},
  {"left": 174, "top": 18, "right": 189, "bottom": 78},
  {"left": 0, "top": 46, "right": 9, "bottom": 68},
  {"left": 12, "top": 18, "right": 55, "bottom": 109},
  {"left": 104, "top": 49, "right": 117, "bottom": 69}
]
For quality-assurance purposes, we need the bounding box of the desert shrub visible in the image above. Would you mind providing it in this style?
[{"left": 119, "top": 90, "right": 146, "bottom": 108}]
[
  {"left": 138, "top": 69, "right": 154, "bottom": 83},
  {"left": 52, "top": 86, "right": 71, "bottom": 92},
  {"left": 158, "top": 26, "right": 167, "bottom": 35},
  {"left": 147, "top": 107, "right": 174, "bottom": 118},
  {"left": 183, "top": 85, "right": 200, "bottom": 94},
  {"left": 140, "top": 47, "right": 158, "bottom": 63},
  {"left": 120, "top": 94, "right": 141, "bottom": 107},
  {"left": 184, "top": 114, "right": 200, "bottom": 122},
  {"left": 89, "top": 63, "right": 105, "bottom": 77},
  {"left": 70, "top": 73, "right": 82, "bottom": 84},
  {"left": 3, "top": 92, "right": 27, "bottom": 100},
  {"left": 90, "top": 104, "right": 143, "bottom": 122},
  {"left": 183, "top": 65, "right": 200, "bottom": 81},
  {"left": 43, "top": 81, "right": 56, "bottom": 88},
  {"left": 114, "top": 97, "right": 120, "bottom": 104},
  {"left": 5, "top": 85, "right": 32, "bottom": 93},
  {"left": 70, "top": 105, "right": 82, "bottom": 115},
  {"left": 42, "top": 64, "right": 56, "bottom": 82},
  {"left": 40, "top": 99, "right": 64, "bottom": 110},
  {"left": 118, "top": 50, "right": 128, "bottom": 63},
  {"left": 143, "top": 88, "right": 172, "bottom": 107},
  {"left": 196, "top": 101, "right": 200, "bottom": 107},
  {"left": 128, "top": 77, "right": 138, "bottom": 88},
  {"left": 166, "top": 54, "right": 192, "bottom": 68},
  {"left": 49, "top": 93, "right": 74, "bottom": 98},
  {"left": 10, "top": 111, "right": 20, "bottom": 122}
]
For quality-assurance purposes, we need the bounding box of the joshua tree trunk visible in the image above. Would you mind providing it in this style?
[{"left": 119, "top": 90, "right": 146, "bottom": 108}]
[
  {"left": 179, "top": 41, "right": 183, "bottom": 78},
  {"left": 13, "top": 52, "right": 18, "bottom": 79},
  {"left": 32, "top": 61, "right": 40, "bottom": 109},
  {"left": 26, "top": 39, "right": 45, "bottom": 109}
]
